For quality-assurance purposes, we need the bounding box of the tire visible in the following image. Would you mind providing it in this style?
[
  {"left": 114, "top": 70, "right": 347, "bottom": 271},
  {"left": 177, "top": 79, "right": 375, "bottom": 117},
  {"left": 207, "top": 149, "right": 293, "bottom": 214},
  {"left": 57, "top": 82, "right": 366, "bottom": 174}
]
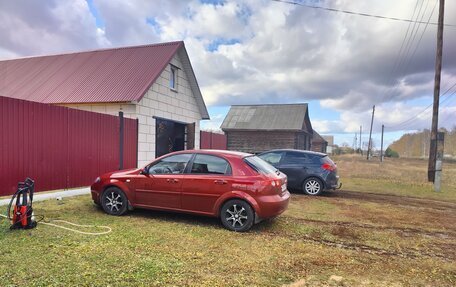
[
  {"left": 220, "top": 199, "right": 254, "bottom": 232},
  {"left": 101, "top": 187, "right": 128, "bottom": 216},
  {"left": 302, "top": 177, "right": 323, "bottom": 196}
]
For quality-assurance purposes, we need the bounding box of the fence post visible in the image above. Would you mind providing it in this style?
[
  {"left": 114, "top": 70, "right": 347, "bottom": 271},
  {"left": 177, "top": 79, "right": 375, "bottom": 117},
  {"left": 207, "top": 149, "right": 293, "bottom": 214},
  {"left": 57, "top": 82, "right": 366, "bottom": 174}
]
[
  {"left": 136, "top": 118, "right": 139, "bottom": 168},
  {"left": 119, "top": 111, "right": 124, "bottom": 170}
]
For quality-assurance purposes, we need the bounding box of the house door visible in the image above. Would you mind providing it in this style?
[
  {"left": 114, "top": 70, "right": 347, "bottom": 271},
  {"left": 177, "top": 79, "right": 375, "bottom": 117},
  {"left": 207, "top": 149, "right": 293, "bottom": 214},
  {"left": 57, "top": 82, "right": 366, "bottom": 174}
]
[{"left": 156, "top": 118, "right": 186, "bottom": 157}]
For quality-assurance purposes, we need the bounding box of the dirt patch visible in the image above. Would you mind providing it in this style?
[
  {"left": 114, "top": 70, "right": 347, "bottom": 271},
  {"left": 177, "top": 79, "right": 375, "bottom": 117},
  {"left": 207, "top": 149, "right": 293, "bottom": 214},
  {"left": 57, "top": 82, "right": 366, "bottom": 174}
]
[
  {"left": 285, "top": 217, "right": 456, "bottom": 239},
  {"left": 330, "top": 225, "right": 361, "bottom": 240},
  {"left": 289, "top": 190, "right": 456, "bottom": 231},
  {"left": 324, "top": 190, "right": 456, "bottom": 211},
  {"left": 262, "top": 229, "right": 453, "bottom": 261},
  {"left": 279, "top": 190, "right": 456, "bottom": 262}
]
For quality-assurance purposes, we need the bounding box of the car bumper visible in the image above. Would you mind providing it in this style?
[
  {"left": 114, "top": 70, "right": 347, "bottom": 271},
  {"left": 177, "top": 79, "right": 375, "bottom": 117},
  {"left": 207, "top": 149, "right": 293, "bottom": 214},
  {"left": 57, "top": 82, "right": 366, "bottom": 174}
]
[
  {"left": 91, "top": 190, "right": 100, "bottom": 203},
  {"left": 91, "top": 183, "right": 102, "bottom": 204},
  {"left": 255, "top": 190, "right": 290, "bottom": 220},
  {"left": 326, "top": 175, "right": 341, "bottom": 190}
]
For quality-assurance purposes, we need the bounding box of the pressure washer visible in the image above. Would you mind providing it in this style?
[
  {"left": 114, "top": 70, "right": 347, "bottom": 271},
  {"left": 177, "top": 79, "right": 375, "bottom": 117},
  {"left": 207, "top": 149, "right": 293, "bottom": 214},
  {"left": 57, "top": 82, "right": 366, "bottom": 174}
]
[
  {"left": 1, "top": 177, "right": 112, "bottom": 235},
  {"left": 7, "top": 177, "right": 37, "bottom": 229}
]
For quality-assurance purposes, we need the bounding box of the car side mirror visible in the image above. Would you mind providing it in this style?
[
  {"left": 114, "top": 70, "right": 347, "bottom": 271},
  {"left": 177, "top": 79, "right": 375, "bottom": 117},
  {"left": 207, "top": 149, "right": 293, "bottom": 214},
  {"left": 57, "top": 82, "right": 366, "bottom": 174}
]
[{"left": 139, "top": 168, "right": 148, "bottom": 175}]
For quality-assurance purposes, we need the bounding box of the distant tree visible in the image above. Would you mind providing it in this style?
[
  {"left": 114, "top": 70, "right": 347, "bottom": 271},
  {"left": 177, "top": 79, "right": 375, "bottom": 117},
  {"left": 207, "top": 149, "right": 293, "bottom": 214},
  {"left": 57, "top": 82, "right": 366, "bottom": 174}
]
[
  {"left": 385, "top": 147, "right": 399, "bottom": 158},
  {"left": 390, "top": 128, "right": 456, "bottom": 158},
  {"left": 333, "top": 144, "right": 341, "bottom": 155},
  {"left": 333, "top": 144, "right": 356, "bottom": 154}
]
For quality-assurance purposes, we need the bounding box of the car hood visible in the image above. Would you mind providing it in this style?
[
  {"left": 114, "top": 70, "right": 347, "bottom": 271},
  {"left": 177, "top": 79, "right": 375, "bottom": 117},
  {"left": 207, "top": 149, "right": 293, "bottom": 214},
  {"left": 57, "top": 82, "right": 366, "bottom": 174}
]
[{"left": 102, "top": 168, "right": 139, "bottom": 179}]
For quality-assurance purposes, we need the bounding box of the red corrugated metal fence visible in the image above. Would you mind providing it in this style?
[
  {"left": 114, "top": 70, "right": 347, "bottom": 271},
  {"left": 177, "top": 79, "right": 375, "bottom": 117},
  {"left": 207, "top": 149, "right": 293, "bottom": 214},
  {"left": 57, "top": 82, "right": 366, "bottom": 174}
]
[
  {"left": 200, "top": 131, "right": 227, "bottom": 150},
  {"left": 0, "top": 96, "right": 138, "bottom": 196}
]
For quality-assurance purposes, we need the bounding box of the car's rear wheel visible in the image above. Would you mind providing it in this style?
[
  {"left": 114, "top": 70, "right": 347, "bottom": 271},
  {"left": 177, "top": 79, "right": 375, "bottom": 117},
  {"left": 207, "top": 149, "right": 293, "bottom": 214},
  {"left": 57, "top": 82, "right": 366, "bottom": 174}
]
[
  {"left": 302, "top": 177, "right": 323, "bottom": 196},
  {"left": 220, "top": 199, "right": 254, "bottom": 232},
  {"left": 101, "top": 187, "right": 128, "bottom": 216}
]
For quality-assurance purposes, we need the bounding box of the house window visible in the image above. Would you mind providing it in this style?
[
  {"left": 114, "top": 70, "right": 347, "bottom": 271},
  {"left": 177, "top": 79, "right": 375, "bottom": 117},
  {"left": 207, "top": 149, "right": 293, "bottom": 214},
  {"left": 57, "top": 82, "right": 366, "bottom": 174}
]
[{"left": 170, "top": 65, "right": 177, "bottom": 90}]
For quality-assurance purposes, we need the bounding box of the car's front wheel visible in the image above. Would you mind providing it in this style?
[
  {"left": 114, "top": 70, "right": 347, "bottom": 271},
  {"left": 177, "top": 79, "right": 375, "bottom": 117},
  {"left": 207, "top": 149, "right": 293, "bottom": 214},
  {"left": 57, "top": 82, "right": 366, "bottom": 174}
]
[
  {"left": 302, "top": 177, "right": 323, "bottom": 196},
  {"left": 220, "top": 199, "right": 254, "bottom": 232},
  {"left": 101, "top": 187, "right": 128, "bottom": 215}
]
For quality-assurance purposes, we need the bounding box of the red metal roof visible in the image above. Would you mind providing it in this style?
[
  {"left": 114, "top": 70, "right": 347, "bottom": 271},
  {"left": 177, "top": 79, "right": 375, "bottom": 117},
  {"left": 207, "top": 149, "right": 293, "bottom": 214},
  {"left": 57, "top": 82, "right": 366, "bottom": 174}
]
[{"left": 0, "top": 41, "right": 184, "bottom": 104}]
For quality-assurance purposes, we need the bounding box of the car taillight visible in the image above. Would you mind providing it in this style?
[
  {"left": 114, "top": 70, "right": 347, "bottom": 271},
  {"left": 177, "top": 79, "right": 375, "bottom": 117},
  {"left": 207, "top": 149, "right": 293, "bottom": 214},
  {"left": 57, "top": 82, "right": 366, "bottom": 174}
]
[
  {"left": 270, "top": 179, "right": 281, "bottom": 187},
  {"left": 322, "top": 163, "right": 336, "bottom": 171}
]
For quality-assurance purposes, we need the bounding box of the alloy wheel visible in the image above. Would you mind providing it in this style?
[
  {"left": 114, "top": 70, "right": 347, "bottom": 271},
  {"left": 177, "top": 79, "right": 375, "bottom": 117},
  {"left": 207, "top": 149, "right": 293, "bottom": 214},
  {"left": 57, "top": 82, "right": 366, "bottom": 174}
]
[
  {"left": 105, "top": 191, "right": 123, "bottom": 212},
  {"left": 305, "top": 179, "right": 321, "bottom": 195},
  {"left": 225, "top": 204, "right": 249, "bottom": 228}
]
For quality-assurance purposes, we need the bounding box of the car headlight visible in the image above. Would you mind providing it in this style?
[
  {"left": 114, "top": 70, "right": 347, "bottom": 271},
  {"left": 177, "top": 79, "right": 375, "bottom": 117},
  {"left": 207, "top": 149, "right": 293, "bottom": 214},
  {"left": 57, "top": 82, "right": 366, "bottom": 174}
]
[{"left": 94, "top": 177, "right": 101, "bottom": 183}]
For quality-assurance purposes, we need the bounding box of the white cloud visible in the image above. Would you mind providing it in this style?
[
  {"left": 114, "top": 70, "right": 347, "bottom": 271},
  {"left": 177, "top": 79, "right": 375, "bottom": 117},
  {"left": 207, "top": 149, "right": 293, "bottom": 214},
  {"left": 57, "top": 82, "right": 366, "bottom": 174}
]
[{"left": 0, "top": 0, "right": 108, "bottom": 56}]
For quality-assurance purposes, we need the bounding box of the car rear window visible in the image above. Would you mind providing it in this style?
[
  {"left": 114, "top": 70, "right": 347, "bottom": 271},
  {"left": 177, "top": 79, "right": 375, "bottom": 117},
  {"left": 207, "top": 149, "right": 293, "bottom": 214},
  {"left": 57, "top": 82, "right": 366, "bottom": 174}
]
[
  {"left": 244, "top": 156, "right": 277, "bottom": 174},
  {"left": 321, "top": 156, "right": 335, "bottom": 165},
  {"left": 258, "top": 152, "right": 284, "bottom": 165},
  {"left": 283, "top": 152, "right": 312, "bottom": 165}
]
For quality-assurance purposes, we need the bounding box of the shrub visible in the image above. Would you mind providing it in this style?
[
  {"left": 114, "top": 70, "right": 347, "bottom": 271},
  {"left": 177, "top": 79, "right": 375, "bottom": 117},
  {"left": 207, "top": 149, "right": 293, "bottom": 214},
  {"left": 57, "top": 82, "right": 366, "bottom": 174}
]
[{"left": 385, "top": 147, "right": 399, "bottom": 158}]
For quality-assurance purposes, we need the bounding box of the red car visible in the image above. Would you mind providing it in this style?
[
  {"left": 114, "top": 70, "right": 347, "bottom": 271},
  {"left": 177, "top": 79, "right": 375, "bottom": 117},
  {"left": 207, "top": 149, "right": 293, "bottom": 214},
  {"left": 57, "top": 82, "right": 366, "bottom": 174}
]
[{"left": 91, "top": 150, "right": 290, "bottom": 231}]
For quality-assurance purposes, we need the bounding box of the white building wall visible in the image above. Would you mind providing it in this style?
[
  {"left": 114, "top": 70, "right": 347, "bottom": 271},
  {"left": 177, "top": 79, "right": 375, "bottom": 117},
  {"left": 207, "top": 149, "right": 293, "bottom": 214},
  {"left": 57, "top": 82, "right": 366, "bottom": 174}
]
[
  {"left": 62, "top": 52, "right": 203, "bottom": 168},
  {"left": 135, "top": 54, "right": 202, "bottom": 167}
]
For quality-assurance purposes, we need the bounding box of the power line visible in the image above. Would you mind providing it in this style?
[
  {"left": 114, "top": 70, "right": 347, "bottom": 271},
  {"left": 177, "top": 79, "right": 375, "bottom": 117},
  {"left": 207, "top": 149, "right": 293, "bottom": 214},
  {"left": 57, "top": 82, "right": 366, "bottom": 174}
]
[
  {"left": 400, "top": 0, "right": 430, "bottom": 65},
  {"left": 379, "top": 0, "right": 446, "bottom": 130},
  {"left": 439, "top": 95, "right": 456, "bottom": 125},
  {"left": 402, "top": 0, "right": 438, "bottom": 74},
  {"left": 399, "top": 0, "right": 428, "bottom": 64},
  {"left": 388, "top": 0, "right": 422, "bottom": 84},
  {"left": 381, "top": 0, "right": 428, "bottom": 104},
  {"left": 381, "top": 0, "right": 438, "bottom": 105},
  {"left": 388, "top": 82, "right": 456, "bottom": 129},
  {"left": 386, "top": 81, "right": 456, "bottom": 129},
  {"left": 271, "top": 0, "right": 456, "bottom": 27}
]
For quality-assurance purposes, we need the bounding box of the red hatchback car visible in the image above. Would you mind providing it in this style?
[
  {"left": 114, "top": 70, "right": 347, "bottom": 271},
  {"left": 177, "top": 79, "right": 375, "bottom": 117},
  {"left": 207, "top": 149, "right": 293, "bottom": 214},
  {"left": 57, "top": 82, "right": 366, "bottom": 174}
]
[{"left": 91, "top": 150, "right": 290, "bottom": 231}]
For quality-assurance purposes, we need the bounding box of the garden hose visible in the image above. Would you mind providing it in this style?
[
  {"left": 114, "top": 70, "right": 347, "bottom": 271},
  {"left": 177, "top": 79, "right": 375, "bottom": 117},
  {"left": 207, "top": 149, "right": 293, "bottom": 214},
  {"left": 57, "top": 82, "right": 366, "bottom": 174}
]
[{"left": 0, "top": 213, "right": 112, "bottom": 236}]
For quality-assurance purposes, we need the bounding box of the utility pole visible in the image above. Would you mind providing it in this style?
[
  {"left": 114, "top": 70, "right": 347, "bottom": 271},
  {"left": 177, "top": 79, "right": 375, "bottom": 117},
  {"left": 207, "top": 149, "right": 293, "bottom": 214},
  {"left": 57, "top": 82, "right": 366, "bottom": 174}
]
[
  {"left": 353, "top": 133, "right": 357, "bottom": 151},
  {"left": 359, "top": 125, "right": 362, "bottom": 155},
  {"left": 422, "top": 132, "right": 425, "bottom": 158},
  {"left": 428, "top": 0, "right": 445, "bottom": 182},
  {"left": 434, "top": 132, "right": 445, "bottom": 192},
  {"left": 380, "top": 124, "right": 384, "bottom": 162},
  {"left": 367, "top": 105, "right": 375, "bottom": 160}
]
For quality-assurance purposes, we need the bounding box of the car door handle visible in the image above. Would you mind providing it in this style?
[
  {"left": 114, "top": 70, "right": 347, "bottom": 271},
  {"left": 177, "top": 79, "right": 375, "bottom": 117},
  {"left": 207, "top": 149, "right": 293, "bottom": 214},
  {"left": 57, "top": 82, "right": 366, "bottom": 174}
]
[
  {"left": 214, "top": 180, "right": 227, "bottom": 185},
  {"left": 167, "top": 179, "right": 179, "bottom": 183}
]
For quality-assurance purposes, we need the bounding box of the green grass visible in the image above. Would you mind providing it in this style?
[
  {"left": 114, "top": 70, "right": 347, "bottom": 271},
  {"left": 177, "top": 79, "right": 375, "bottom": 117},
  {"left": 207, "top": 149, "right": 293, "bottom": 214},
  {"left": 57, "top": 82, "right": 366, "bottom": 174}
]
[
  {"left": 1, "top": 156, "right": 455, "bottom": 286},
  {"left": 333, "top": 155, "right": 456, "bottom": 201},
  {"left": 1, "top": 192, "right": 455, "bottom": 286},
  {"left": 341, "top": 177, "right": 456, "bottom": 201}
]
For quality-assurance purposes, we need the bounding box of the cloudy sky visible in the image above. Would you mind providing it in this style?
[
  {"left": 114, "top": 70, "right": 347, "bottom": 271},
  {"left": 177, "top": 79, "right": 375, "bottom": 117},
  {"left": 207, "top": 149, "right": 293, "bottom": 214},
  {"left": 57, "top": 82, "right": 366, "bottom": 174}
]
[{"left": 0, "top": 0, "right": 455, "bottom": 148}]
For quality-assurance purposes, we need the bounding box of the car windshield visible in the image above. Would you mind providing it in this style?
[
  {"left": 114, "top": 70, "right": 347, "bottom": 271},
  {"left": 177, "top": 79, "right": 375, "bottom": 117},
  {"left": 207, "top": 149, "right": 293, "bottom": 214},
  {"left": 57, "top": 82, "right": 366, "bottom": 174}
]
[{"left": 244, "top": 156, "right": 277, "bottom": 174}]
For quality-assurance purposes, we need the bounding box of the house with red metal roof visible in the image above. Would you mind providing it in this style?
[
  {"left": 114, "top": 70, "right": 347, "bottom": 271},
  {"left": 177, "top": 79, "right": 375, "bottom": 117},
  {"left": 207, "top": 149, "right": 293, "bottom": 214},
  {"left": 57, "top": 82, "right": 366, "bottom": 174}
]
[{"left": 0, "top": 41, "right": 209, "bottom": 167}]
